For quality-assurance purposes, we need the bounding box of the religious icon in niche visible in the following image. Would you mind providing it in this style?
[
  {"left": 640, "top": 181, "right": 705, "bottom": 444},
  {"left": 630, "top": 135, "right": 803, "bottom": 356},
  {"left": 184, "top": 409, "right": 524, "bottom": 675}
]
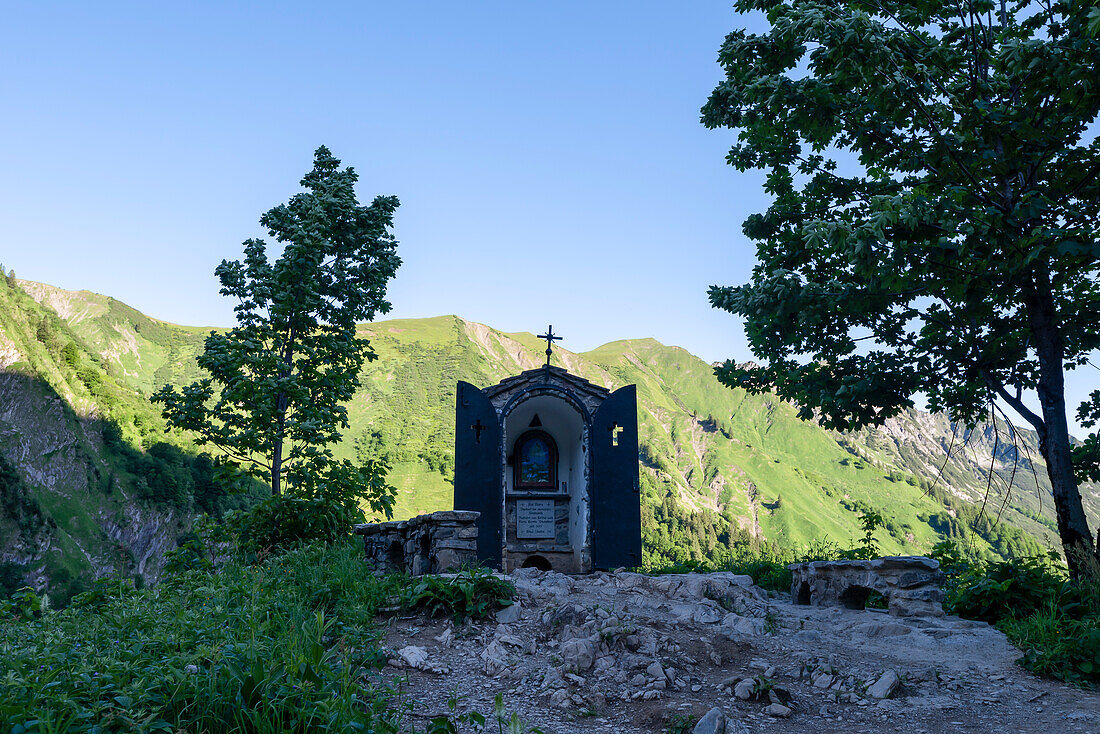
[{"left": 514, "top": 430, "right": 557, "bottom": 489}]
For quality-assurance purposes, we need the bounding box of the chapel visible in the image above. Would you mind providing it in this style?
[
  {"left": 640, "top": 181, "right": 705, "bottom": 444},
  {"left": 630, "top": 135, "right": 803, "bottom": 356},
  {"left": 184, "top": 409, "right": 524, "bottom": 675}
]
[{"left": 453, "top": 331, "right": 641, "bottom": 573}]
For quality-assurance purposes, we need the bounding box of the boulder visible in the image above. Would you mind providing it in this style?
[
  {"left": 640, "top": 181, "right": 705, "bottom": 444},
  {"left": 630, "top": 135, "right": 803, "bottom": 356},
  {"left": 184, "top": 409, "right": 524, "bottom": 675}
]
[
  {"left": 560, "top": 637, "right": 597, "bottom": 672},
  {"left": 495, "top": 600, "right": 522, "bottom": 623},
  {"left": 765, "top": 703, "right": 792, "bottom": 717},
  {"left": 868, "top": 669, "right": 900, "bottom": 699},
  {"left": 397, "top": 645, "right": 428, "bottom": 669},
  {"left": 692, "top": 706, "right": 726, "bottom": 734},
  {"left": 734, "top": 678, "right": 756, "bottom": 700}
]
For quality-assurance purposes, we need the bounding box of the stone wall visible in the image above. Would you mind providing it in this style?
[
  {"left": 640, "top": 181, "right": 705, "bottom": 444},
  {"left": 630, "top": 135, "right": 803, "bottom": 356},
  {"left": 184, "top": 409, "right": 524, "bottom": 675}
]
[
  {"left": 354, "top": 510, "right": 480, "bottom": 575},
  {"left": 788, "top": 556, "right": 945, "bottom": 617}
]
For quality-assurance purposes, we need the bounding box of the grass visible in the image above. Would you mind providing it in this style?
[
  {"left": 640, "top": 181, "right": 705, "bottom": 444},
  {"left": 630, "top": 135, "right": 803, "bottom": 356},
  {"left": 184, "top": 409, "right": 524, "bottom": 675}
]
[
  {"left": 0, "top": 538, "right": 523, "bottom": 732},
  {"left": 933, "top": 543, "right": 1100, "bottom": 687}
]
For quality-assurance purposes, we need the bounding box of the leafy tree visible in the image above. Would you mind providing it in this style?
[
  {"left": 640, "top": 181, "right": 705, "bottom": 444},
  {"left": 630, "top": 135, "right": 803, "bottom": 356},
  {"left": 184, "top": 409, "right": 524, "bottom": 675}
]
[
  {"left": 60, "top": 342, "right": 80, "bottom": 369},
  {"left": 153, "top": 146, "right": 401, "bottom": 521},
  {"left": 702, "top": 0, "right": 1100, "bottom": 573}
]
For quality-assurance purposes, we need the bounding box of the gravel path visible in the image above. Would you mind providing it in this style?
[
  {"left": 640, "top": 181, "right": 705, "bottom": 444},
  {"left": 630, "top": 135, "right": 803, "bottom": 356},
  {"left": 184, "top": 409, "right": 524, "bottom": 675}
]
[{"left": 372, "top": 568, "right": 1099, "bottom": 733}]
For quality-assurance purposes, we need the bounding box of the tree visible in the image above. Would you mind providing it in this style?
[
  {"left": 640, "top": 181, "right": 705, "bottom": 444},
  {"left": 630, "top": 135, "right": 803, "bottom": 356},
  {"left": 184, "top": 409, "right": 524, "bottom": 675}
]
[
  {"left": 153, "top": 146, "right": 401, "bottom": 520},
  {"left": 702, "top": 0, "right": 1100, "bottom": 573}
]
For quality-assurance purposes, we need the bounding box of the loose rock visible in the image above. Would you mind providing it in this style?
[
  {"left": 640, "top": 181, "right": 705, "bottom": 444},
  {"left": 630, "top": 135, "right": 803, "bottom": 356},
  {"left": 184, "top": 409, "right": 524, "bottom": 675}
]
[
  {"left": 560, "top": 637, "right": 596, "bottom": 672},
  {"left": 495, "top": 600, "right": 522, "bottom": 624},
  {"left": 765, "top": 703, "right": 792, "bottom": 717},
  {"left": 692, "top": 706, "right": 726, "bottom": 734},
  {"left": 868, "top": 669, "right": 900, "bottom": 699}
]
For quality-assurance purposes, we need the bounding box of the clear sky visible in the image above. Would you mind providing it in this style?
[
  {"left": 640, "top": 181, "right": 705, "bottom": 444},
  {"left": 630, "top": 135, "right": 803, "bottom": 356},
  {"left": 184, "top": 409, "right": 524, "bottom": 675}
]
[
  {"left": 0, "top": 2, "right": 760, "bottom": 362},
  {"left": 1, "top": 2, "right": 1094, "bottom": 434}
]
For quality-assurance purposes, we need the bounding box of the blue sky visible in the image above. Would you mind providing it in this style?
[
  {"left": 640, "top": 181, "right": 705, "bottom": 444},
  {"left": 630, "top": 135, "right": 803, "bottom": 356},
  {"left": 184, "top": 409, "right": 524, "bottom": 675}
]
[
  {"left": 1, "top": 2, "right": 1095, "bottom": 434},
  {"left": 0, "top": 1, "right": 761, "bottom": 364}
]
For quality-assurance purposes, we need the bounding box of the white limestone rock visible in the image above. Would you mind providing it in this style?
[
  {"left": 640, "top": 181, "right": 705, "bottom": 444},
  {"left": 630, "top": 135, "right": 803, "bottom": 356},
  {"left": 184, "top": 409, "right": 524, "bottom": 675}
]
[
  {"left": 692, "top": 706, "right": 726, "bottom": 734},
  {"left": 560, "top": 637, "right": 597, "bottom": 672},
  {"left": 397, "top": 645, "right": 428, "bottom": 669},
  {"left": 868, "top": 669, "right": 900, "bottom": 699},
  {"left": 765, "top": 703, "right": 792, "bottom": 717},
  {"left": 734, "top": 678, "right": 756, "bottom": 700},
  {"left": 495, "top": 600, "right": 522, "bottom": 623}
]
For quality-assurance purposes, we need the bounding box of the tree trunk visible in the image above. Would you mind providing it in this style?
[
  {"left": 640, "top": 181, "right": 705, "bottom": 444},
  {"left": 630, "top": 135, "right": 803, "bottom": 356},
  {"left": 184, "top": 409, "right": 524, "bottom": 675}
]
[
  {"left": 270, "top": 328, "right": 296, "bottom": 497},
  {"left": 1028, "top": 267, "right": 1098, "bottom": 576},
  {"left": 271, "top": 392, "right": 287, "bottom": 496}
]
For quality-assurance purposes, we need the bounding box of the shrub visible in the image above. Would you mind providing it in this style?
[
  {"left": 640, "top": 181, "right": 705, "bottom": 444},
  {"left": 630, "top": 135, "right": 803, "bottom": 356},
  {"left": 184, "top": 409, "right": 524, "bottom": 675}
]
[
  {"left": 0, "top": 540, "right": 408, "bottom": 730},
  {"left": 0, "top": 586, "right": 43, "bottom": 620},
  {"left": 68, "top": 574, "right": 138, "bottom": 611},
  {"left": 945, "top": 553, "right": 1069, "bottom": 623},
  {"left": 163, "top": 515, "right": 234, "bottom": 577},
  {"left": 231, "top": 495, "right": 351, "bottom": 555},
  {"left": 401, "top": 566, "right": 516, "bottom": 623},
  {"left": 0, "top": 562, "right": 25, "bottom": 597},
  {"left": 932, "top": 542, "right": 1100, "bottom": 686},
  {"left": 60, "top": 341, "right": 80, "bottom": 368}
]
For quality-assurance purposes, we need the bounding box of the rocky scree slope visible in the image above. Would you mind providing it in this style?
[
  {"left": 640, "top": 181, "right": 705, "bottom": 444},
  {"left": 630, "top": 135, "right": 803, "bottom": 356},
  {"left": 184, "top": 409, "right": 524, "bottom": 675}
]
[{"left": 377, "top": 568, "right": 1099, "bottom": 733}]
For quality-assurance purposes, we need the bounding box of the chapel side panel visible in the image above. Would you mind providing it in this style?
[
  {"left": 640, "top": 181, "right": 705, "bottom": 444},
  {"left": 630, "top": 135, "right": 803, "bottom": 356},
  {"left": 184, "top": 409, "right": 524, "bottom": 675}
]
[
  {"left": 453, "top": 381, "right": 503, "bottom": 567},
  {"left": 590, "top": 384, "right": 642, "bottom": 569}
]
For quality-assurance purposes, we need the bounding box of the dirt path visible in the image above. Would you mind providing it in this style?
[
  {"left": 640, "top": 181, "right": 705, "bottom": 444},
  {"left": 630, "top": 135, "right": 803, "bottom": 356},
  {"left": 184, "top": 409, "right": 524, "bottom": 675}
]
[{"left": 373, "top": 569, "right": 1099, "bottom": 733}]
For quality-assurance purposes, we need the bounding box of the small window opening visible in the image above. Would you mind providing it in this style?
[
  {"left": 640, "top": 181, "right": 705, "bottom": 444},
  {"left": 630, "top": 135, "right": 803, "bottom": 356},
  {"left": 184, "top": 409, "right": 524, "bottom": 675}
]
[
  {"left": 521, "top": 555, "right": 552, "bottom": 571},
  {"left": 609, "top": 422, "right": 624, "bottom": 447}
]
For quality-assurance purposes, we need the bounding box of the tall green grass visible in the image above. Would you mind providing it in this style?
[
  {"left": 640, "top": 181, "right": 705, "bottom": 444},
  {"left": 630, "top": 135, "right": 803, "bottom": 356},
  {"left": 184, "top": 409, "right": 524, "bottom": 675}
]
[{"left": 0, "top": 539, "right": 520, "bottom": 732}]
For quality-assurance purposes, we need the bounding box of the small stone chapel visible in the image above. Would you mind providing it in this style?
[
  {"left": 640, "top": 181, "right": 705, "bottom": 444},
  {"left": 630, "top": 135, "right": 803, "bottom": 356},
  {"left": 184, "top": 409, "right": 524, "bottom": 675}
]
[{"left": 453, "top": 328, "right": 642, "bottom": 573}]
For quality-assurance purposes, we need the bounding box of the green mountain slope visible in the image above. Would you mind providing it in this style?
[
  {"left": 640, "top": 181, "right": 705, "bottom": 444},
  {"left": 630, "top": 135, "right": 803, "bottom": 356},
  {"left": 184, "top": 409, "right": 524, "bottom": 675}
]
[
  {"left": 6, "top": 278, "right": 1097, "bottom": 585},
  {"left": 0, "top": 279, "right": 246, "bottom": 601}
]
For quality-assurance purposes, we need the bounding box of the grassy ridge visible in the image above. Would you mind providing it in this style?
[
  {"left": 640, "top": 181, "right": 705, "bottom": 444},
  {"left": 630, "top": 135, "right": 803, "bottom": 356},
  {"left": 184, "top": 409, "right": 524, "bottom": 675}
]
[{"left": 10, "top": 281, "right": 1091, "bottom": 577}]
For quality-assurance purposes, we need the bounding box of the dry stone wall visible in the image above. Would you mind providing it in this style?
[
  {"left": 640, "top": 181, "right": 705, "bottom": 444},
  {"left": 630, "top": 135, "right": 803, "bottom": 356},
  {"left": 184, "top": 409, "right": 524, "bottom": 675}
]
[
  {"left": 788, "top": 556, "right": 945, "bottom": 617},
  {"left": 354, "top": 510, "right": 480, "bottom": 575}
]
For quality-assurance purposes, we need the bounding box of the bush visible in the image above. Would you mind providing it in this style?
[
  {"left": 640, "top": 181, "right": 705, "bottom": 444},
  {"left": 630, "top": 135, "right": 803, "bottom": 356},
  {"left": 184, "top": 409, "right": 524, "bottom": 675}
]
[
  {"left": 231, "top": 495, "right": 351, "bottom": 555},
  {"left": 401, "top": 566, "right": 516, "bottom": 623},
  {"left": 162, "top": 515, "right": 234, "bottom": 577},
  {"left": 68, "top": 574, "right": 138, "bottom": 611},
  {"left": 1000, "top": 606, "right": 1100, "bottom": 686},
  {"left": 0, "top": 540, "right": 404, "bottom": 730},
  {"left": 0, "top": 586, "right": 43, "bottom": 620},
  {"left": 229, "top": 457, "right": 393, "bottom": 557},
  {"left": 945, "top": 553, "right": 1069, "bottom": 623},
  {"left": 932, "top": 542, "right": 1100, "bottom": 686},
  {"left": 0, "top": 562, "right": 25, "bottom": 597}
]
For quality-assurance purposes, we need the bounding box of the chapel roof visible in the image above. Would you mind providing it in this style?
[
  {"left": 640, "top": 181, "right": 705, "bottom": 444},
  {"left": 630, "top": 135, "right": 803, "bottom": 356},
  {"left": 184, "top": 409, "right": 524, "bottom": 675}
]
[{"left": 482, "top": 364, "right": 611, "bottom": 403}]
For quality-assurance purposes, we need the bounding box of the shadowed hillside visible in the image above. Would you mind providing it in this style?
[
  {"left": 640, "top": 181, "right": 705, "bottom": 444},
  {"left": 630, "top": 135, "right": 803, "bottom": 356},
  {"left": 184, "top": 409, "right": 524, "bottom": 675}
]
[{"left": 0, "top": 279, "right": 255, "bottom": 601}]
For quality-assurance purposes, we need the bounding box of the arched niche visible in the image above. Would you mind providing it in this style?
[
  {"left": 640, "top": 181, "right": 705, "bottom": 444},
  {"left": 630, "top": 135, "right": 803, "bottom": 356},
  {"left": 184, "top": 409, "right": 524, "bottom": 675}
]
[{"left": 502, "top": 392, "right": 588, "bottom": 572}]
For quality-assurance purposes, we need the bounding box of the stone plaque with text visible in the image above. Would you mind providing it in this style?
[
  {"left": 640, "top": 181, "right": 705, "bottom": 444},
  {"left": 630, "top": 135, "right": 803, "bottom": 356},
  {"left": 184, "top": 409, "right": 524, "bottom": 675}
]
[{"left": 516, "top": 499, "right": 556, "bottom": 538}]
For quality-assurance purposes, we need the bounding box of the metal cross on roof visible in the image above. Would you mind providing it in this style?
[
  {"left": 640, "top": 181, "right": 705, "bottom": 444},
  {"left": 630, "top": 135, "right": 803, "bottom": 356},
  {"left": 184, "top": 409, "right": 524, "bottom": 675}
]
[{"left": 537, "top": 325, "right": 563, "bottom": 367}]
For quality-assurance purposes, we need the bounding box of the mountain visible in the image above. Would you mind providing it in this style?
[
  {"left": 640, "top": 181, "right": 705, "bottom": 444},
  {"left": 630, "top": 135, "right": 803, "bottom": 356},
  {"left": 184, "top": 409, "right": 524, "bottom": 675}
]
[
  {"left": 2, "top": 277, "right": 1097, "bottom": 597},
  {"left": 0, "top": 278, "right": 251, "bottom": 601}
]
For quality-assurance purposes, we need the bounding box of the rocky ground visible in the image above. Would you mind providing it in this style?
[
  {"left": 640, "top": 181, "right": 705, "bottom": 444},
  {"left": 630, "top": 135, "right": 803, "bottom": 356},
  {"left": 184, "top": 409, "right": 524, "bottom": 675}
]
[{"left": 373, "top": 568, "right": 1099, "bottom": 733}]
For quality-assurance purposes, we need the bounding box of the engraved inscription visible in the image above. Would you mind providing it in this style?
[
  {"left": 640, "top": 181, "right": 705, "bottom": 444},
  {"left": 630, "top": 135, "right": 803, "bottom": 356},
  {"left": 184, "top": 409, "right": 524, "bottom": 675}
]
[{"left": 516, "top": 499, "right": 556, "bottom": 538}]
